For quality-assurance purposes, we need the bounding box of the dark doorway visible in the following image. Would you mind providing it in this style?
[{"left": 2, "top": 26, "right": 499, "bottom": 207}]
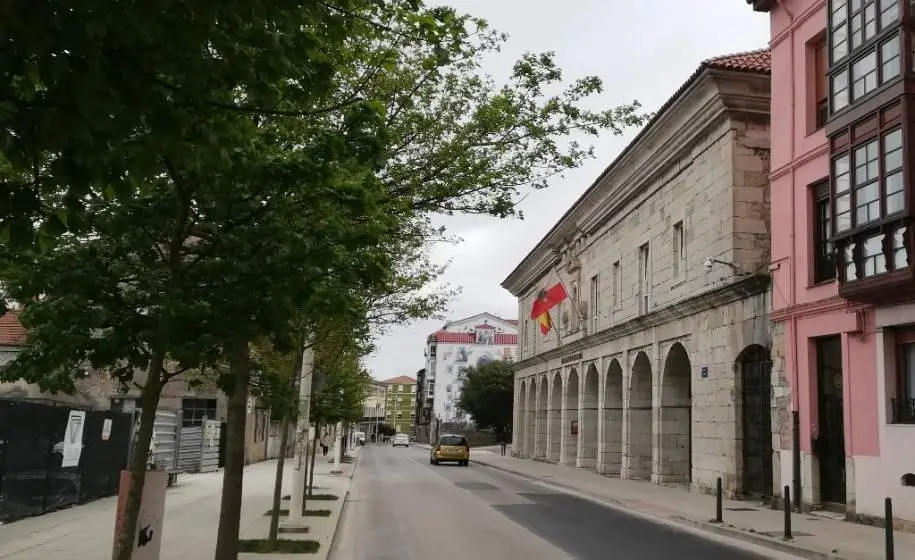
[
  {"left": 739, "top": 345, "right": 773, "bottom": 498},
  {"left": 815, "top": 336, "right": 846, "bottom": 506}
]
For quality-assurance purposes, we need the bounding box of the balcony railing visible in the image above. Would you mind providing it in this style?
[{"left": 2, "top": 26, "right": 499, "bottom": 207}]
[{"left": 890, "top": 397, "right": 915, "bottom": 423}]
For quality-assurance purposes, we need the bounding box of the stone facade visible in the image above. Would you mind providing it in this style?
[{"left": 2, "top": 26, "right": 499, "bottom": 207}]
[{"left": 504, "top": 50, "right": 785, "bottom": 498}]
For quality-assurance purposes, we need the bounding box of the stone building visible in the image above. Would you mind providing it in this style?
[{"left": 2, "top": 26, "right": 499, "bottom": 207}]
[{"left": 502, "top": 49, "right": 782, "bottom": 498}]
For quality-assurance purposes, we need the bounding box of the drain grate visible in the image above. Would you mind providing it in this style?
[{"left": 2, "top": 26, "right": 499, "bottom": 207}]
[{"left": 725, "top": 507, "right": 758, "bottom": 512}]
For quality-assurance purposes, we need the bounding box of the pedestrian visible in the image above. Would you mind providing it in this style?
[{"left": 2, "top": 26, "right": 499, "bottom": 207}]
[
  {"left": 321, "top": 442, "right": 329, "bottom": 456},
  {"left": 500, "top": 439, "right": 507, "bottom": 456}
]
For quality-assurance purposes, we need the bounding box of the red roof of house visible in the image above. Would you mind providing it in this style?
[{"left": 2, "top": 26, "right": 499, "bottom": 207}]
[
  {"left": 0, "top": 309, "right": 27, "bottom": 346},
  {"left": 431, "top": 330, "right": 518, "bottom": 345},
  {"left": 380, "top": 375, "right": 416, "bottom": 385},
  {"left": 702, "top": 49, "right": 771, "bottom": 73}
]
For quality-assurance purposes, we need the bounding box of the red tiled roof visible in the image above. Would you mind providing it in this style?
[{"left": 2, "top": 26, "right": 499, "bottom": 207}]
[
  {"left": 702, "top": 48, "right": 771, "bottom": 73},
  {"left": 431, "top": 331, "right": 518, "bottom": 345},
  {"left": 0, "top": 309, "right": 27, "bottom": 346},
  {"left": 380, "top": 375, "right": 416, "bottom": 385}
]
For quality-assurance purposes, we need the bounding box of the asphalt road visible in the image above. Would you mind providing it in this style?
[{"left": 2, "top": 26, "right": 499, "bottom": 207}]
[{"left": 329, "top": 445, "right": 800, "bottom": 560}]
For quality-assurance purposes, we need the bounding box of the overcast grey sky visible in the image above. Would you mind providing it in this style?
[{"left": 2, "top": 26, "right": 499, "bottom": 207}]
[{"left": 365, "top": 1, "right": 770, "bottom": 380}]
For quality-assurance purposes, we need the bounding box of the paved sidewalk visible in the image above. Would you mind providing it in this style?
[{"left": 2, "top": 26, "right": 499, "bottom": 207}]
[
  {"left": 457, "top": 449, "right": 915, "bottom": 560},
  {"left": 0, "top": 450, "right": 359, "bottom": 560}
]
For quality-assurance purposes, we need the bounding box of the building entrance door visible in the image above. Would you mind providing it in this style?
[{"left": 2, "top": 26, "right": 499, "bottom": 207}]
[{"left": 815, "top": 336, "right": 846, "bottom": 506}]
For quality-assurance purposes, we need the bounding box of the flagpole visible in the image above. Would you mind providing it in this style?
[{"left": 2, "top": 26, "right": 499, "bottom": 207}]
[{"left": 549, "top": 262, "right": 576, "bottom": 343}]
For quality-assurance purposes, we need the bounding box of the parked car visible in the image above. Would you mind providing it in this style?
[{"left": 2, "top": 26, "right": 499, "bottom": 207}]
[
  {"left": 430, "top": 434, "right": 469, "bottom": 466},
  {"left": 392, "top": 433, "right": 410, "bottom": 447}
]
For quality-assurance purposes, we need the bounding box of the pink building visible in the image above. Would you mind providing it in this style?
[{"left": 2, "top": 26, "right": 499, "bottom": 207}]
[{"left": 750, "top": 0, "right": 915, "bottom": 524}]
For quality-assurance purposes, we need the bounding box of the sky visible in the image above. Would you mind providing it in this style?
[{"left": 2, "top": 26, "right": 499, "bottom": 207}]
[{"left": 365, "top": 0, "right": 771, "bottom": 380}]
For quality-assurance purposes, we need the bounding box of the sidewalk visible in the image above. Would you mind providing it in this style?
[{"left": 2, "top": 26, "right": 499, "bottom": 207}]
[
  {"left": 457, "top": 447, "right": 914, "bottom": 560},
  {"left": 0, "top": 450, "right": 359, "bottom": 560}
]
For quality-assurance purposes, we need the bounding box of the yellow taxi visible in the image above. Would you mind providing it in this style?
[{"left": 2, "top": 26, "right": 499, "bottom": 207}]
[{"left": 430, "top": 434, "right": 470, "bottom": 466}]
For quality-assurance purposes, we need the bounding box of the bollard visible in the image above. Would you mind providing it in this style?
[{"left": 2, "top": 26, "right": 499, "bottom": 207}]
[
  {"left": 714, "top": 477, "right": 723, "bottom": 523},
  {"left": 886, "top": 497, "right": 895, "bottom": 560},
  {"left": 783, "top": 485, "right": 793, "bottom": 541}
]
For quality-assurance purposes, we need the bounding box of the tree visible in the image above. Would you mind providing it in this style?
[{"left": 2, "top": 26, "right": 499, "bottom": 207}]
[{"left": 457, "top": 361, "right": 514, "bottom": 440}]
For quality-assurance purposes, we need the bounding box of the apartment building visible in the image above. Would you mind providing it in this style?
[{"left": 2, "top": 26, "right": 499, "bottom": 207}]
[{"left": 749, "top": 0, "right": 915, "bottom": 524}]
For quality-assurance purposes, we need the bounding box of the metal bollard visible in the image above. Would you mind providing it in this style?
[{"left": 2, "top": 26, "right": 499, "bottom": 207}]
[
  {"left": 714, "top": 477, "right": 723, "bottom": 523},
  {"left": 886, "top": 497, "right": 895, "bottom": 560},
  {"left": 783, "top": 485, "right": 793, "bottom": 541}
]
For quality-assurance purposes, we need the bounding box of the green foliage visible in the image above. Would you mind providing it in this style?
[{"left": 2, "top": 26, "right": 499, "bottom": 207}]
[
  {"left": 0, "top": 0, "right": 462, "bottom": 248},
  {"left": 377, "top": 423, "right": 396, "bottom": 437},
  {"left": 457, "top": 360, "right": 514, "bottom": 434}
]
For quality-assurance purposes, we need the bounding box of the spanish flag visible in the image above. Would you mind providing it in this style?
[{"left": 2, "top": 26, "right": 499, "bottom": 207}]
[{"left": 530, "top": 282, "right": 568, "bottom": 335}]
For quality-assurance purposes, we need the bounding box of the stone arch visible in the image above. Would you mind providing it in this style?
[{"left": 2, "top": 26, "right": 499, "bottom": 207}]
[
  {"left": 659, "top": 342, "right": 692, "bottom": 484},
  {"left": 737, "top": 344, "right": 773, "bottom": 498},
  {"left": 601, "top": 359, "right": 624, "bottom": 475},
  {"left": 563, "top": 368, "right": 580, "bottom": 466},
  {"left": 548, "top": 372, "right": 562, "bottom": 462},
  {"left": 580, "top": 364, "right": 599, "bottom": 469},
  {"left": 517, "top": 380, "right": 527, "bottom": 455},
  {"left": 536, "top": 376, "right": 548, "bottom": 458},
  {"left": 526, "top": 377, "right": 536, "bottom": 456},
  {"left": 626, "top": 351, "right": 653, "bottom": 480}
]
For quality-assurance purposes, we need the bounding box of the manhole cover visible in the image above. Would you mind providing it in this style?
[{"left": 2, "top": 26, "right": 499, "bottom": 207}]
[
  {"left": 757, "top": 531, "right": 814, "bottom": 537},
  {"left": 455, "top": 481, "right": 499, "bottom": 491},
  {"left": 725, "top": 507, "right": 758, "bottom": 512}
]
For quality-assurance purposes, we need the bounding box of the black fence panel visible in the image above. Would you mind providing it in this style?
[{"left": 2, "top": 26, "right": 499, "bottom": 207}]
[{"left": 0, "top": 400, "right": 132, "bottom": 522}]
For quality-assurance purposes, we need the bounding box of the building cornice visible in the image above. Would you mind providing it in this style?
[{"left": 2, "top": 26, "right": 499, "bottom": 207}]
[
  {"left": 769, "top": 295, "right": 861, "bottom": 322},
  {"left": 511, "top": 275, "right": 770, "bottom": 370},
  {"left": 502, "top": 68, "right": 771, "bottom": 297}
]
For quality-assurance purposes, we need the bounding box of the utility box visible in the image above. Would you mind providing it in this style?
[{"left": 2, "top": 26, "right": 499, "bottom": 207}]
[{"left": 112, "top": 469, "right": 167, "bottom": 560}]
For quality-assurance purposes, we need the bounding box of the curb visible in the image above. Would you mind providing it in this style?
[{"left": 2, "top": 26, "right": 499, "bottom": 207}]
[
  {"left": 471, "top": 459, "right": 846, "bottom": 560},
  {"left": 324, "top": 450, "right": 362, "bottom": 560}
]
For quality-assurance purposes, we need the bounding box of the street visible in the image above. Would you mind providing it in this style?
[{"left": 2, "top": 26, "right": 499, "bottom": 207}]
[{"left": 330, "top": 446, "right": 800, "bottom": 560}]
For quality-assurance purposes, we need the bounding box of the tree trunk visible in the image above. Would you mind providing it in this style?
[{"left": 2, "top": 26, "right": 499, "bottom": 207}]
[
  {"left": 267, "top": 419, "right": 290, "bottom": 546},
  {"left": 267, "top": 335, "right": 304, "bottom": 546},
  {"left": 113, "top": 351, "right": 166, "bottom": 560},
  {"left": 307, "top": 423, "right": 319, "bottom": 500},
  {"left": 214, "top": 343, "right": 251, "bottom": 560}
]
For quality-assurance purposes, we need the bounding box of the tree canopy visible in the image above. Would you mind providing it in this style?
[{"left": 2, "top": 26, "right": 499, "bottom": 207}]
[{"left": 457, "top": 360, "right": 514, "bottom": 436}]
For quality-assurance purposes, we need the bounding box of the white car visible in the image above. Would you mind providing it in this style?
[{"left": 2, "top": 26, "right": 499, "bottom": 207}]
[{"left": 392, "top": 433, "right": 410, "bottom": 447}]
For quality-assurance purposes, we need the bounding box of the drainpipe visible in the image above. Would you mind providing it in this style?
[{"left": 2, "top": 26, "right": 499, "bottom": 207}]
[{"left": 780, "top": 0, "right": 803, "bottom": 510}]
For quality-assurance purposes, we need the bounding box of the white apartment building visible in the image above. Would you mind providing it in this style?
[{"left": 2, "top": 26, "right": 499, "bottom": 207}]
[{"left": 424, "top": 313, "right": 518, "bottom": 422}]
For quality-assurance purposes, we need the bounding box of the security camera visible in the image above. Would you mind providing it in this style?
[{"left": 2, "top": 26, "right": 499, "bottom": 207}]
[{"left": 704, "top": 258, "right": 714, "bottom": 273}]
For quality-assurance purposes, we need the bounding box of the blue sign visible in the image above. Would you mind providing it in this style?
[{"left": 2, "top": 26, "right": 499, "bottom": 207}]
[{"left": 701, "top": 366, "right": 709, "bottom": 378}]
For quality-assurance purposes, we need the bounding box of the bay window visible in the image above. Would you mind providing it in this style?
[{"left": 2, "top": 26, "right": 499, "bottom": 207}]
[
  {"left": 829, "top": 0, "right": 902, "bottom": 113},
  {"left": 831, "top": 101, "right": 911, "bottom": 284}
]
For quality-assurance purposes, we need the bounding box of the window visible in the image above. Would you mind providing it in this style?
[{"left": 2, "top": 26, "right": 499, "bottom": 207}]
[
  {"left": 831, "top": 106, "right": 903, "bottom": 233},
  {"left": 570, "top": 282, "right": 579, "bottom": 332},
  {"left": 892, "top": 330, "right": 915, "bottom": 423},
  {"left": 828, "top": 0, "right": 901, "bottom": 113},
  {"left": 612, "top": 261, "right": 621, "bottom": 310},
  {"left": 813, "top": 181, "right": 837, "bottom": 283},
  {"left": 589, "top": 274, "right": 599, "bottom": 331},
  {"left": 638, "top": 244, "right": 650, "bottom": 314},
  {"left": 523, "top": 318, "right": 530, "bottom": 346},
  {"left": 672, "top": 221, "right": 685, "bottom": 278},
  {"left": 814, "top": 36, "right": 829, "bottom": 129},
  {"left": 182, "top": 398, "right": 217, "bottom": 427},
  {"left": 831, "top": 103, "right": 910, "bottom": 283}
]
